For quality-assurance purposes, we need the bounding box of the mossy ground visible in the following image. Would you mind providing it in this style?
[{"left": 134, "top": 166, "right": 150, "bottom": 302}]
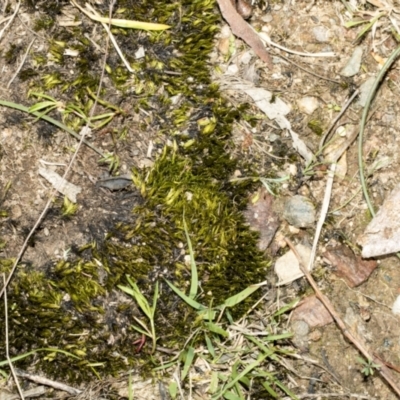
[{"left": 0, "top": 0, "right": 268, "bottom": 384}]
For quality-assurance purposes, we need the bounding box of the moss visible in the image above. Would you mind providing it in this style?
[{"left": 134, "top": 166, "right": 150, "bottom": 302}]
[
  {"left": 308, "top": 119, "right": 324, "bottom": 136},
  {"left": 33, "top": 16, "right": 55, "bottom": 31},
  {"left": 5, "top": 44, "right": 21, "bottom": 64},
  {"left": 0, "top": 0, "right": 268, "bottom": 383}
]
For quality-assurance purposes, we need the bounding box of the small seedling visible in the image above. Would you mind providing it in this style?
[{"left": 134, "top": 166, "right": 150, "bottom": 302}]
[
  {"left": 118, "top": 277, "right": 159, "bottom": 354},
  {"left": 61, "top": 196, "right": 78, "bottom": 217},
  {"left": 357, "top": 357, "right": 381, "bottom": 377}
]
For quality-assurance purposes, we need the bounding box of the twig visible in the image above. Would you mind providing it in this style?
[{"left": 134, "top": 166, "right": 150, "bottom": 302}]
[
  {"left": 259, "top": 31, "right": 335, "bottom": 58},
  {"left": 14, "top": 369, "right": 81, "bottom": 396},
  {"left": 319, "top": 89, "right": 360, "bottom": 150},
  {"left": 0, "top": 0, "right": 19, "bottom": 41},
  {"left": 3, "top": 274, "right": 25, "bottom": 400},
  {"left": 274, "top": 52, "right": 341, "bottom": 84},
  {"left": 285, "top": 238, "right": 400, "bottom": 398},
  {"left": 7, "top": 38, "right": 36, "bottom": 89},
  {"left": 307, "top": 94, "right": 360, "bottom": 276}
]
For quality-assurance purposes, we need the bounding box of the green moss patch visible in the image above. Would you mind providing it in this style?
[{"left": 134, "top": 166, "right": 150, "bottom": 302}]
[{"left": 0, "top": 0, "right": 268, "bottom": 382}]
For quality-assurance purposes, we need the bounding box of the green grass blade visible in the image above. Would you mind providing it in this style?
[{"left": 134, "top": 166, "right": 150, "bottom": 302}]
[
  {"left": 131, "top": 323, "right": 151, "bottom": 337},
  {"left": 181, "top": 346, "right": 195, "bottom": 381},
  {"left": 272, "top": 298, "right": 299, "bottom": 317},
  {"left": 205, "top": 322, "right": 229, "bottom": 338},
  {"left": 214, "top": 354, "right": 267, "bottom": 399},
  {"left": 264, "top": 333, "right": 293, "bottom": 341},
  {"left": 209, "top": 371, "right": 219, "bottom": 394},
  {"left": 274, "top": 378, "right": 299, "bottom": 400},
  {"left": 245, "top": 335, "right": 278, "bottom": 359},
  {"left": 183, "top": 216, "right": 198, "bottom": 300},
  {"left": 153, "top": 361, "right": 178, "bottom": 371},
  {"left": 0, "top": 347, "right": 80, "bottom": 367},
  {"left": 168, "top": 382, "right": 178, "bottom": 399},
  {"left": 222, "top": 281, "right": 266, "bottom": 308},
  {"left": 224, "top": 391, "right": 242, "bottom": 400},
  {"left": 29, "top": 92, "right": 56, "bottom": 101},
  {"left": 260, "top": 380, "right": 279, "bottom": 398},
  {"left": 28, "top": 101, "right": 57, "bottom": 113},
  {"left": 118, "top": 284, "right": 135, "bottom": 297},
  {"left": 354, "top": 13, "right": 384, "bottom": 42},
  {"left": 165, "top": 279, "right": 205, "bottom": 310},
  {"left": 344, "top": 19, "right": 369, "bottom": 28},
  {"left": 205, "top": 333, "right": 216, "bottom": 358},
  {"left": 152, "top": 281, "right": 159, "bottom": 317}
]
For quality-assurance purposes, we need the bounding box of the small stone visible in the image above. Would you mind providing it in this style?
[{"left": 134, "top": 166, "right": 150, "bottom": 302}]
[
  {"left": 309, "top": 329, "right": 323, "bottom": 342},
  {"left": 357, "top": 77, "right": 375, "bottom": 107},
  {"left": 340, "top": 46, "right": 363, "bottom": 77},
  {"left": 291, "top": 320, "right": 309, "bottom": 350},
  {"left": 297, "top": 97, "right": 320, "bottom": 115},
  {"left": 392, "top": 295, "right": 400, "bottom": 315},
  {"left": 312, "top": 26, "right": 331, "bottom": 43},
  {"left": 282, "top": 195, "right": 316, "bottom": 228}
]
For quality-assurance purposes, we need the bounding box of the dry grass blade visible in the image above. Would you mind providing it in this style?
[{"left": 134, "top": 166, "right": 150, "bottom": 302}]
[
  {"left": 70, "top": 0, "right": 170, "bottom": 31},
  {"left": 3, "top": 274, "right": 24, "bottom": 400}
]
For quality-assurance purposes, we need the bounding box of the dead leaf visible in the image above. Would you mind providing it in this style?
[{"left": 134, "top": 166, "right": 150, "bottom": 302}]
[
  {"left": 216, "top": 0, "right": 272, "bottom": 68},
  {"left": 292, "top": 295, "right": 333, "bottom": 328},
  {"left": 244, "top": 187, "right": 279, "bottom": 251},
  {"left": 323, "top": 244, "right": 377, "bottom": 287}
]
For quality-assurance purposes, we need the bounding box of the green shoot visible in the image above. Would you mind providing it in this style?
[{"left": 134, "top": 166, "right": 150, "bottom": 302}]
[
  {"left": 357, "top": 357, "right": 381, "bottom": 377},
  {"left": 62, "top": 196, "right": 78, "bottom": 217},
  {"left": 118, "top": 277, "right": 159, "bottom": 354},
  {"left": 99, "top": 152, "right": 120, "bottom": 173}
]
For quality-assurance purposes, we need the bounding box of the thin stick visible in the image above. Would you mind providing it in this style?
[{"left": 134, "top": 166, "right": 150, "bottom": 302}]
[
  {"left": 275, "top": 52, "right": 341, "bottom": 84},
  {"left": 259, "top": 31, "right": 335, "bottom": 58},
  {"left": 7, "top": 38, "right": 36, "bottom": 89},
  {"left": 3, "top": 274, "right": 25, "bottom": 400},
  {"left": 0, "top": 0, "right": 19, "bottom": 41},
  {"left": 319, "top": 89, "right": 360, "bottom": 150},
  {"left": 14, "top": 369, "right": 81, "bottom": 396},
  {"left": 285, "top": 238, "right": 400, "bottom": 398}
]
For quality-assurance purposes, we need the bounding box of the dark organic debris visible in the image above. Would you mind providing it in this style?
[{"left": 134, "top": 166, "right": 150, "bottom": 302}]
[{"left": 244, "top": 187, "right": 279, "bottom": 251}]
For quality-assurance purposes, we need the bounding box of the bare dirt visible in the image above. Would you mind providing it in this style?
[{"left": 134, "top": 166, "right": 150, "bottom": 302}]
[{"left": 1, "top": 0, "right": 400, "bottom": 399}]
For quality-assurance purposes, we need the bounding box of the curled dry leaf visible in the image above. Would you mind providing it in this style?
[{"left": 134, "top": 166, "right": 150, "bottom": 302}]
[{"left": 217, "top": 0, "right": 272, "bottom": 68}]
